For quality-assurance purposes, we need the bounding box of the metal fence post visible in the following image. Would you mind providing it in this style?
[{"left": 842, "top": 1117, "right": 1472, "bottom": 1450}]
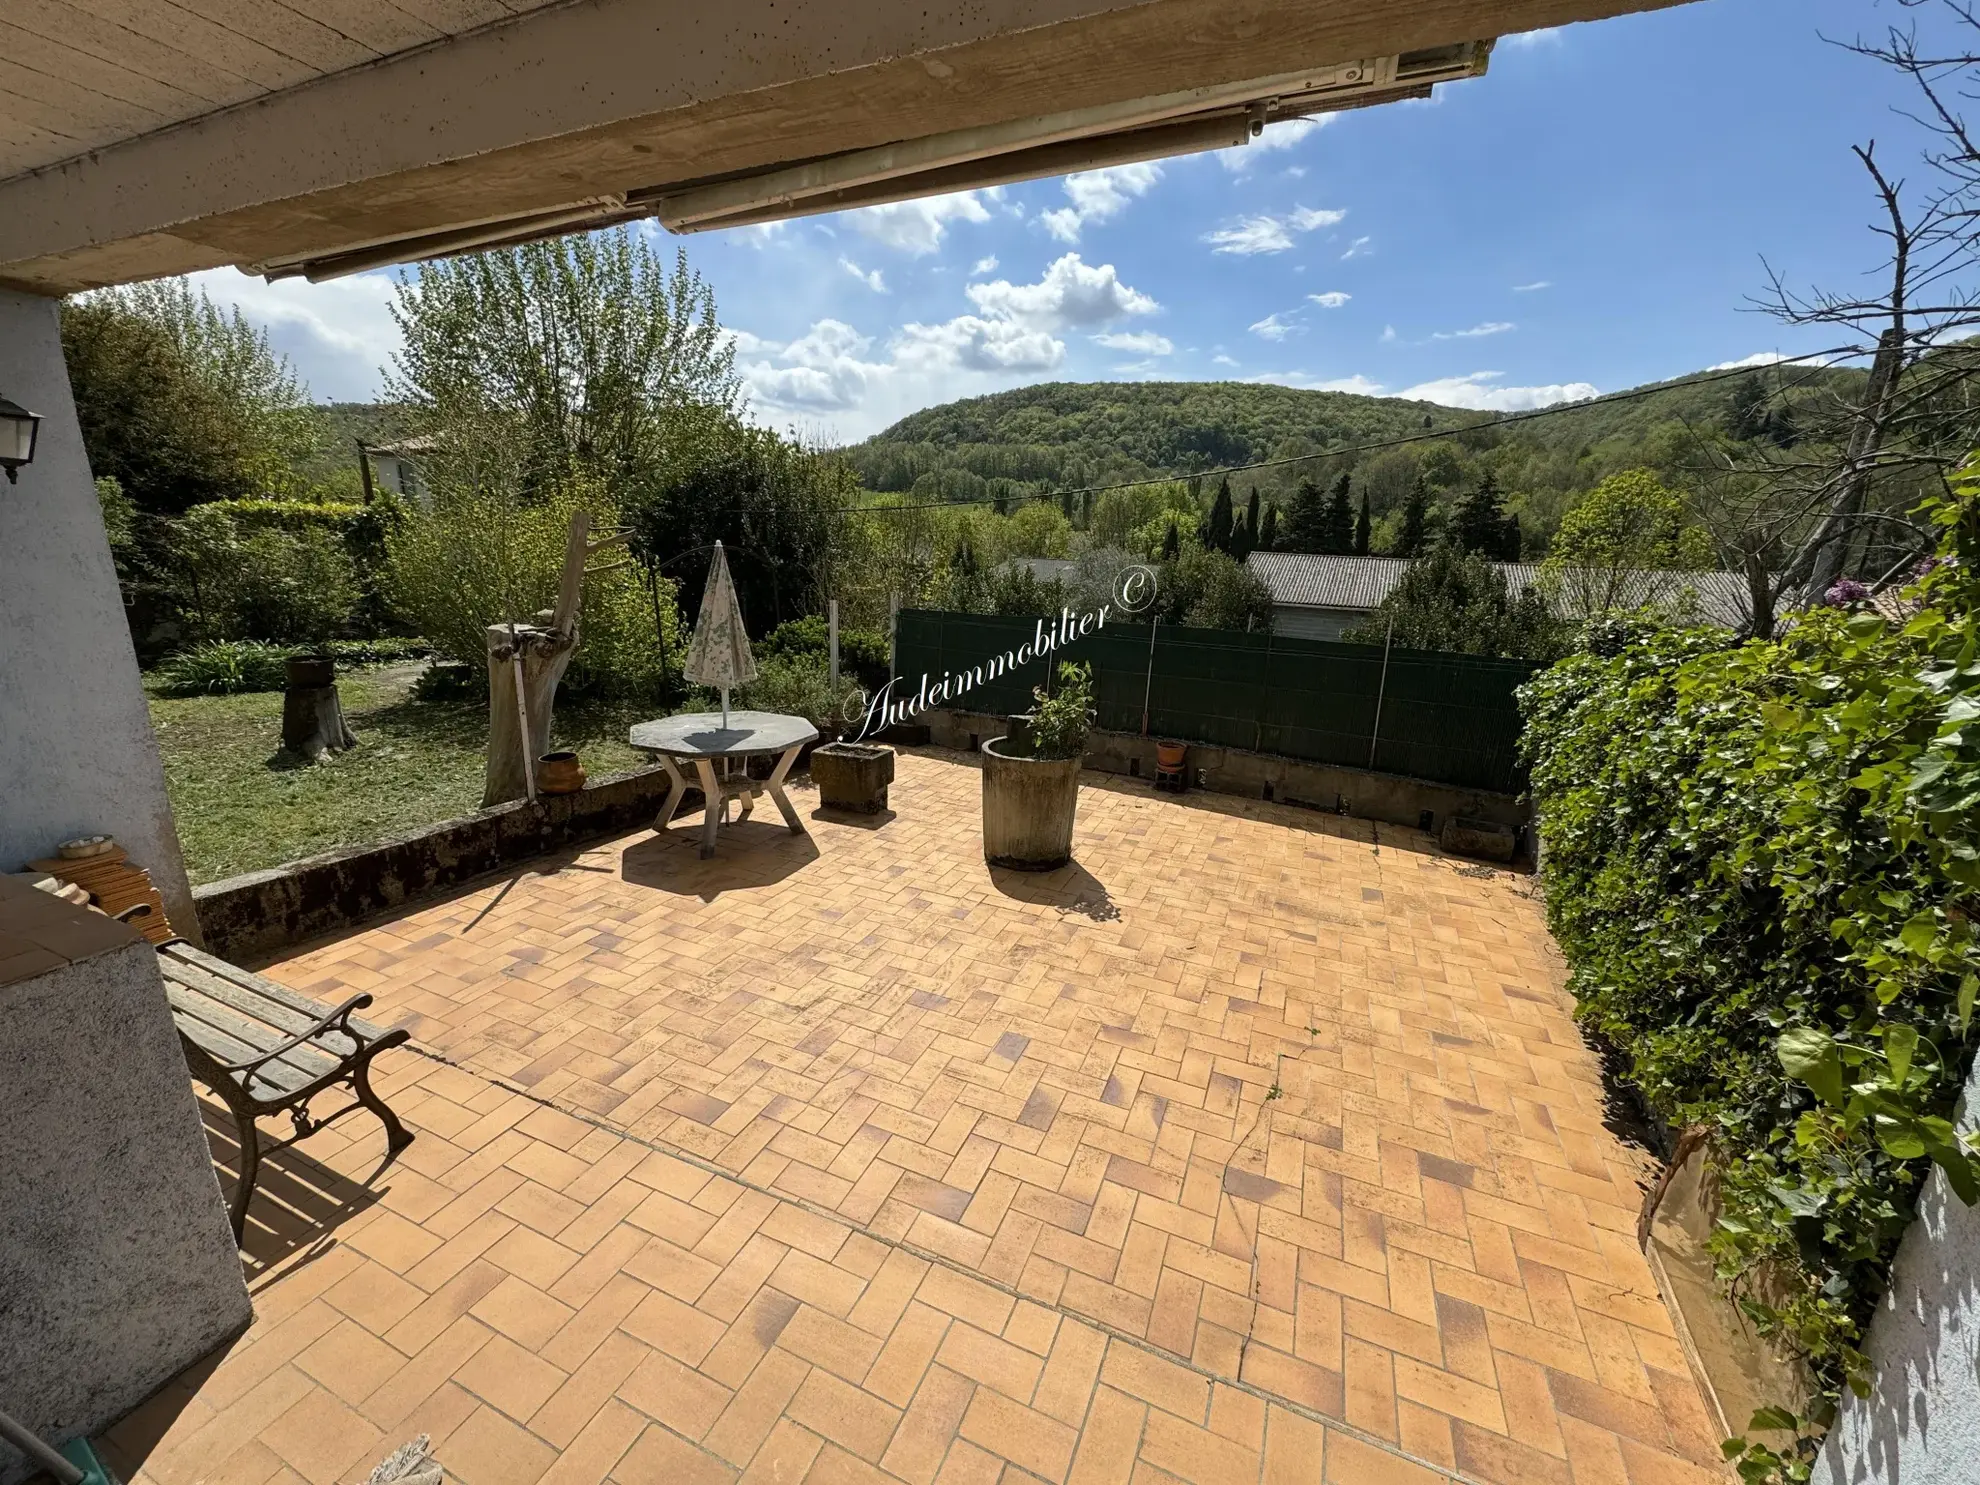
[
  {"left": 828, "top": 598, "right": 840, "bottom": 722},
  {"left": 1140, "top": 618, "right": 1159, "bottom": 735},
  {"left": 1367, "top": 616, "right": 1394, "bottom": 771},
  {"left": 1254, "top": 624, "right": 1273, "bottom": 753}
]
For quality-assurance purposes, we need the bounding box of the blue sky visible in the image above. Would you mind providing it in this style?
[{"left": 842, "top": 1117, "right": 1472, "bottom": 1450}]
[{"left": 198, "top": 0, "right": 1943, "bottom": 441}]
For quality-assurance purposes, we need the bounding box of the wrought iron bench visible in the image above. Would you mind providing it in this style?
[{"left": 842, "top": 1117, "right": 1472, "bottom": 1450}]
[{"left": 158, "top": 940, "right": 414, "bottom": 1241}]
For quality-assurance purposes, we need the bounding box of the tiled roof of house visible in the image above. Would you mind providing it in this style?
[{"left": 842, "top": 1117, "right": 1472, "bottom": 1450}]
[{"left": 1246, "top": 551, "right": 1755, "bottom": 627}]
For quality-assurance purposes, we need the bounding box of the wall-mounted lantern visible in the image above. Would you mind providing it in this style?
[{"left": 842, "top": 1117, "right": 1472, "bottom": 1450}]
[{"left": 0, "top": 395, "right": 41, "bottom": 484}]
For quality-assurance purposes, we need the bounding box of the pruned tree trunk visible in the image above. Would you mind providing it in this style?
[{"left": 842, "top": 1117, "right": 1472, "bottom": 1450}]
[
  {"left": 282, "top": 658, "right": 357, "bottom": 763},
  {"left": 483, "top": 618, "right": 580, "bottom": 805},
  {"left": 481, "top": 510, "right": 630, "bottom": 806}
]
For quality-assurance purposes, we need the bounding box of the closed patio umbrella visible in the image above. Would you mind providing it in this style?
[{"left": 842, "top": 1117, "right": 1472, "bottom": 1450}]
[{"left": 683, "top": 541, "right": 757, "bottom": 727}]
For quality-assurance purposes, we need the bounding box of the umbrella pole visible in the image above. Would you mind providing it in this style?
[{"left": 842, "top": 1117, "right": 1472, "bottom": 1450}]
[{"left": 721, "top": 685, "right": 730, "bottom": 729}]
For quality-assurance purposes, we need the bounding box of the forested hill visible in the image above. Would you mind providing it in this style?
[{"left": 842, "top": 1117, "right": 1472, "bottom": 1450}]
[{"left": 847, "top": 363, "right": 1865, "bottom": 554}]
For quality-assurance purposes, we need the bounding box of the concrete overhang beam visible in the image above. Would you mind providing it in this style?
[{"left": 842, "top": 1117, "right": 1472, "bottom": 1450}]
[{"left": 0, "top": 0, "right": 1692, "bottom": 295}]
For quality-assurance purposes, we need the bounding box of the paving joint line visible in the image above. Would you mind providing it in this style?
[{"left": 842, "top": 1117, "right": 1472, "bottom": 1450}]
[{"left": 395, "top": 1039, "right": 1483, "bottom": 1485}]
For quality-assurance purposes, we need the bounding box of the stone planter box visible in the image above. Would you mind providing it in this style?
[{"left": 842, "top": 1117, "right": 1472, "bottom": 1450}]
[
  {"left": 1441, "top": 815, "right": 1518, "bottom": 863},
  {"left": 981, "top": 736, "right": 1082, "bottom": 871},
  {"left": 811, "top": 742, "right": 894, "bottom": 813}
]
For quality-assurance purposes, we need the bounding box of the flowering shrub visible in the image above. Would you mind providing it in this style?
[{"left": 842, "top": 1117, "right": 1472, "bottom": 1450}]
[{"left": 1520, "top": 465, "right": 1980, "bottom": 1470}]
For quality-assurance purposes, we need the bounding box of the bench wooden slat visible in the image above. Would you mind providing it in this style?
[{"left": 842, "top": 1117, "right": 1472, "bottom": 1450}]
[
  {"left": 164, "top": 985, "right": 340, "bottom": 1096},
  {"left": 161, "top": 942, "right": 390, "bottom": 1041},
  {"left": 160, "top": 954, "right": 363, "bottom": 1056},
  {"left": 158, "top": 939, "right": 415, "bottom": 1242}
]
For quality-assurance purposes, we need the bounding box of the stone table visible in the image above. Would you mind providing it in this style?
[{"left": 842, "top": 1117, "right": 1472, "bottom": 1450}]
[{"left": 629, "top": 711, "right": 819, "bottom": 858}]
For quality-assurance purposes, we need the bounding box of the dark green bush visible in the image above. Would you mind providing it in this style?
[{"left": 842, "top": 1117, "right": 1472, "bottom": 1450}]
[
  {"left": 1520, "top": 471, "right": 1980, "bottom": 1438},
  {"left": 154, "top": 637, "right": 432, "bottom": 695},
  {"left": 758, "top": 615, "right": 891, "bottom": 691},
  {"left": 154, "top": 640, "right": 294, "bottom": 695}
]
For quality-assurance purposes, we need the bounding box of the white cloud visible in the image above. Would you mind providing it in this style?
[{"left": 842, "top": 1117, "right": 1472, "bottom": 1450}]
[
  {"left": 971, "top": 255, "right": 999, "bottom": 276},
  {"left": 1239, "top": 371, "right": 1386, "bottom": 395},
  {"left": 1341, "top": 236, "right": 1374, "bottom": 259},
  {"left": 1432, "top": 321, "right": 1516, "bottom": 340},
  {"left": 1289, "top": 206, "right": 1347, "bottom": 232},
  {"left": 1307, "top": 291, "right": 1351, "bottom": 309},
  {"left": 187, "top": 266, "right": 400, "bottom": 402},
  {"left": 1512, "top": 280, "right": 1552, "bottom": 292},
  {"left": 1220, "top": 115, "right": 1329, "bottom": 171},
  {"left": 1248, "top": 313, "right": 1298, "bottom": 342},
  {"left": 1380, "top": 325, "right": 1398, "bottom": 344},
  {"left": 1212, "top": 353, "right": 1240, "bottom": 367},
  {"left": 848, "top": 190, "right": 993, "bottom": 255},
  {"left": 966, "top": 253, "right": 1158, "bottom": 329},
  {"left": 839, "top": 257, "right": 886, "bottom": 293},
  {"left": 743, "top": 319, "right": 884, "bottom": 411},
  {"left": 740, "top": 255, "right": 1157, "bottom": 437},
  {"left": 1506, "top": 27, "right": 1563, "bottom": 46},
  {"left": 1710, "top": 351, "right": 1792, "bottom": 370},
  {"left": 895, "top": 316, "right": 1064, "bottom": 373},
  {"left": 1092, "top": 330, "right": 1174, "bottom": 355},
  {"left": 1398, "top": 371, "right": 1597, "bottom": 411},
  {"left": 1042, "top": 163, "right": 1163, "bottom": 243},
  {"left": 1204, "top": 206, "right": 1347, "bottom": 256}
]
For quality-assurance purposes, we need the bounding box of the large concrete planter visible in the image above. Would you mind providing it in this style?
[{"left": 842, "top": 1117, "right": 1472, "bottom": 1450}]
[
  {"left": 981, "top": 736, "right": 1082, "bottom": 870},
  {"left": 812, "top": 742, "right": 894, "bottom": 812}
]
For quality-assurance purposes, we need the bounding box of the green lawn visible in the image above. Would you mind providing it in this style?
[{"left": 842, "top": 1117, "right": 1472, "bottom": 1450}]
[{"left": 153, "top": 664, "right": 657, "bottom": 884}]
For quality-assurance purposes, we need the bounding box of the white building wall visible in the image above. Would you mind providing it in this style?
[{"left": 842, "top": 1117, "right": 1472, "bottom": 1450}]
[
  {"left": 1813, "top": 1053, "right": 1980, "bottom": 1484},
  {"left": 0, "top": 289, "right": 198, "bottom": 938}
]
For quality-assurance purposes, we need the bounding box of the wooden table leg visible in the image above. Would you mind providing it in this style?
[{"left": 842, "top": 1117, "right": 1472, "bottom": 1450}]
[
  {"left": 693, "top": 758, "right": 723, "bottom": 858},
  {"left": 766, "top": 743, "right": 806, "bottom": 835},
  {"left": 652, "top": 752, "right": 686, "bottom": 832}
]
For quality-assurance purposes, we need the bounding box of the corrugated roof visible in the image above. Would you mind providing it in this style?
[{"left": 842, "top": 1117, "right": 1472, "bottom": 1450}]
[{"left": 1246, "top": 551, "right": 1754, "bottom": 627}]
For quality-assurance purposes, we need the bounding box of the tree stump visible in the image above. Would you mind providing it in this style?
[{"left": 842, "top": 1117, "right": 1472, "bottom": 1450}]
[
  {"left": 483, "top": 616, "right": 578, "bottom": 806},
  {"left": 480, "top": 510, "right": 630, "bottom": 807},
  {"left": 281, "top": 656, "right": 358, "bottom": 763}
]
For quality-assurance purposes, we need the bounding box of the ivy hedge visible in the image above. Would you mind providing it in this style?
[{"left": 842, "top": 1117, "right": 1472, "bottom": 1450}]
[{"left": 1519, "top": 472, "right": 1980, "bottom": 1462}]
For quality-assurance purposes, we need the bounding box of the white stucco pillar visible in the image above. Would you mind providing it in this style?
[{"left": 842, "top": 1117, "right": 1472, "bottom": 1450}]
[{"left": 0, "top": 288, "right": 198, "bottom": 939}]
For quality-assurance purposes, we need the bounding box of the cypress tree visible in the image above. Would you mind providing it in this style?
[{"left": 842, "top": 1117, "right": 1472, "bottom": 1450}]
[
  {"left": 1354, "top": 492, "right": 1371, "bottom": 556},
  {"left": 1160, "top": 520, "right": 1181, "bottom": 562},
  {"left": 1399, "top": 478, "right": 1428, "bottom": 556},
  {"left": 1231, "top": 487, "right": 1260, "bottom": 561},
  {"left": 1281, "top": 478, "right": 1326, "bottom": 551},
  {"left": 1322, "top": 474, "right": 1355, "bottom": 555},
  {"left": 1453, "top": 472, "right": 1508, "bottom": 556},
  {"left": 1209, "top": 477, "right": 1235, "bottom": 552},
  {"left": 1259, "top": 503, "right": 1279, "bottom": 551}
]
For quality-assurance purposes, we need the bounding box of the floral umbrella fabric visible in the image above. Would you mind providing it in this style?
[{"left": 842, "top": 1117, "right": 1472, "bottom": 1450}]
[{"left": 683, "top": 541, "right": 757, "bottom": 721}]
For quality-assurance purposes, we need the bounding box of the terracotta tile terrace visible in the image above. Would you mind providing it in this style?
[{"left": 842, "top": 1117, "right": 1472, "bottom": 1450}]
[{"left": 101, "top": 749, "right": 1724, "bottom": 1485}]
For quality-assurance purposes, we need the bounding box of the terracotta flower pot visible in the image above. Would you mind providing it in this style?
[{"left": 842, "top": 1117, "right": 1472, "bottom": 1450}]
[
  {"left": 1155, "top": 740, "right": 1188, "bottom": 771},
  {"left": 981, "top": 736, "right": 1082, "bottom": 871},
  {"left": 536, "top": 751, "right": 586, "bottom": 795}
]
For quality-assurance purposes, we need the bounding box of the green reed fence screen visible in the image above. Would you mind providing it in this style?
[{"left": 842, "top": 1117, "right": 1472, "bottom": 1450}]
[{"left": 891, "top": 610, "right": 1535, "bottom": 794}]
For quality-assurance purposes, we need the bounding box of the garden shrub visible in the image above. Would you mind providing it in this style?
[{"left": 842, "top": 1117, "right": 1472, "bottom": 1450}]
[
  {"left": 688, "top": 654, "right": 864, "bottom": 729},
  {"left": 155, "top": 640, "right": 295, "bottom": 696},
  {"left": 156, "top": 502, "right": 363, "bottom": 644},
  {"left": 1520, "top": 469, "right": 1980, "bottom": 1449},
  {"left": 153, "top": 637, "right": 434, "bottom": 695},
  {"left": 758, "top": 615, "right": 891, "bottom": 692},
  {"left": 564, "top": 568, "right": 686, "bottom": 704}
]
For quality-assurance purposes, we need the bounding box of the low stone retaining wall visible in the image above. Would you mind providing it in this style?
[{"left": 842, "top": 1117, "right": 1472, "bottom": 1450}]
[
  {"left": 193, "top": 765, "right": 684, "bottom": 962},
  {"left": 922, "top": 708, "right": 1530, "bottom": 845}
]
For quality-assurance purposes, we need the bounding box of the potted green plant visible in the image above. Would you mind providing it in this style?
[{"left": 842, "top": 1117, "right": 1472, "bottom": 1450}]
[{"left": 980, "top": 661, "right": 1094, "bottom": 870}]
